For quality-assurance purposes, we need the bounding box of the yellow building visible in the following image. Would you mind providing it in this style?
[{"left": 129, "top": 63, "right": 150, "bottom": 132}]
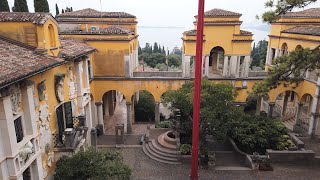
[
  {"left": 264, "top": 8, "right": 320, "bottom": 136},
  {"left": 56, "top": 8, "right": 139, "bottom": 78},
  {"left": 182, "top": 8, "right": 253, "bottom": 78},
  {"left": 0, "top": 12, "right": 96, "bottom": 180}
]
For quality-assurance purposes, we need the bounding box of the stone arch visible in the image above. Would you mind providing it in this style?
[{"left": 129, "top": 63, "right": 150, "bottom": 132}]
[
  {"left": 132, "top": 90, "right": 156, "bottom": 122},
  {"left": 273, "top": 90, "right": 300, "bottom": 117},
  {"left": 102, "top": 90, "right": 126, "bottom": 117},
  {"left": 281, "top": 42, "right": 288, "bottom": 55},
  {"left": 209, "top": 46, "right": 225, "bottom": 75}
]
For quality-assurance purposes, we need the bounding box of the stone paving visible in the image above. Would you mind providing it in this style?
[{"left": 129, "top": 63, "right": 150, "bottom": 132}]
[{"left": 105, "top": 148, "right": 320, "bottom": 180}]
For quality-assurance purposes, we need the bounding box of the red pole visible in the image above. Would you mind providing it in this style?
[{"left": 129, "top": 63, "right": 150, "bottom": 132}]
[{"left": 191, "top": 0, "right": 205, "bottom": 179}]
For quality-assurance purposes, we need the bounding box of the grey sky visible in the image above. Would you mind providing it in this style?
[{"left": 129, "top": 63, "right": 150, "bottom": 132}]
[{"left": 7, "top": 0, "right": 320, "bottom": 49}]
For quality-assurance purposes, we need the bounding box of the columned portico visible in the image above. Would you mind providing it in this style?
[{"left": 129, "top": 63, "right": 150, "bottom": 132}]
[{"left": 268, "top": 103, "right": 275, "bottom": 117}]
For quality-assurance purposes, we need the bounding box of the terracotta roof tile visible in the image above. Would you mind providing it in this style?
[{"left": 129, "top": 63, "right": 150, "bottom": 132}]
[
  {"left": 59, "top": 38, "right": 95, "bottom": 60},
  {"left": 183, "top": 29, "right": 197, "bottom": 36},
  {"left": 60, "top": 25, "right": 134, "bottom": 35},
  {"left": 0, "top": 12, "right": 52, "bottom": 25},
  {"left": 196, "top": 8, "right": 241, "bottom": 17},
  {"left": 0, "top": 36, "right": 64, "bottom": 88},
  {"left": 56, "top": 8, "right": 135, "bottom": 18},
  {"left": 282, "top": 26, "right": 320, "bottom": 36},
  {"left": 240, "top": 30, "right": 252, "bottom": 35},
  {"left": 281, "top": 8, "right": 320, "bottom": 18}
]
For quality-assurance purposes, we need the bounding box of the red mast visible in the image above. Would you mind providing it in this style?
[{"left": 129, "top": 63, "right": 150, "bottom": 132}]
[{"left": 191, "top": 0, "right": 205, "bottom": 179}]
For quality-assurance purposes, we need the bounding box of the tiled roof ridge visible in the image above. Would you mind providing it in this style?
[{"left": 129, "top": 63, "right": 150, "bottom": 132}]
[
  {"left": 195, "top": 8, "right": 242, "bottom": 17},
  {"left": 280, "top": 8, "right": 320, "bottom": 18},
  {"left": 56, "top": 8, "right": 136, "bottom": 18},
  {"left": 281, "top": 25, "right": 320, "bottom": 36},
  {"left": 0, "top": 12, "right": 53, "bottom": 25}
]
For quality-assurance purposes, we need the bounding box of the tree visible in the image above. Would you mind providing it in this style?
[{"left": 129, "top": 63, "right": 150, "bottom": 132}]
[
  {"left": 254, "top": 47, "right": 320, "bottom": 96},
  {"left": 168, "top": 54, "right": 182, "bottom": 67},
  {"left": 153, "top": 42, "right": 159, "bottom": 53},
  {"left": 12, "top": 0, "right": 29, "bottom": 12},
  {"left": 61, "top": 9, "right": 65, "bottom": 13},
  {"left": 54, "top": 148, "right": 131, "bottom": 180},
  {"left": 55, "top": 3, "right": 59, "bottom": 15},
  {"left": 0, "top": 0, "right": 10, "bottom": 12},
  {"left": 162, "top": 46, "right": 165, "bottom": 54},
  {"left": 134, "top": 91, "right": 155, "bottom": 122},
  {"left": 34, "top": 0, "right": 49, "bottom": 12},
  {"left": 251, "top": 40, "right": 268, "bottom": 68},
  {"left": 261, "top": 0, "right": 317, "bottom": 23}
]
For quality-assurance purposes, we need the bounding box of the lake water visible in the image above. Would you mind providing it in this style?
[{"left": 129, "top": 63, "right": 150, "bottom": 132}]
[{"left": 137, "top": 26, "right": 269, "bottom": 51}]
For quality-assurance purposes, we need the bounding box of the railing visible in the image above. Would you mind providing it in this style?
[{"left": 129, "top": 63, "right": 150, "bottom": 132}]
[
  {"left": 305, "top": 70, "right": 318, "bottom": 82},
  {"left": 248, "top": 71, "right": 268, "bottom": 77},
  {"left": 274, "top": 103, "right": 282, "bottom": 117},
  {"left": 296, "top": 117, "right": 310, "bottom": 132},
  {"left": 133, "top": 71, "right": 183, "bottom": 78}
]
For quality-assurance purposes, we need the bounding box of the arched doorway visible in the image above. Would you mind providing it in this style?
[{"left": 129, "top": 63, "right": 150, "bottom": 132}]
[
  {"left": 209, "top": 46, "right": 225, "bottom": 75},
  {"left": 102, "top": 90, "right": 126, "bottom": 134},
  {"left": 274, "top": 90, "right": 299, "bottom": 130},
  {"left": 281, "top": 43, "right": 288, "bottom": 56},
  {"left": 296, "top": 94, "right": 313, "bottom": 132},
  {"left": 133, "top": 90, "right": 155, "bottom": 122}
]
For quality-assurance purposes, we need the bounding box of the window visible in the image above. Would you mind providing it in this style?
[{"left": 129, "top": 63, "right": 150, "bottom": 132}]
[
  {"left": 48, "top": 24, "right": 56, "bottom": 48},
  {"left": 14, "top": 117, "right": 24, "bottom": 143},
  {"left": 56, "top": 102, "right": 73, "bottom": 143}
]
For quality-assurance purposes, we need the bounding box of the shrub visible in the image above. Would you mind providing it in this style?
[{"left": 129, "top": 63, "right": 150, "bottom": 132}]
[
  {"left": 180, "top": 144, "right": 192, "bottom": 155},
  {"left": 155, "top": 120, "right": 172, "bottom": 128},
  {"left": 54, "top": 148, "right": 131, "bottom": 180}
]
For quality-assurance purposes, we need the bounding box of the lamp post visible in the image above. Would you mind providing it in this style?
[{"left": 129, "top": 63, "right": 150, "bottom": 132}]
[{"left": 190, "top": 0, "right": 205, "bottom": 179}]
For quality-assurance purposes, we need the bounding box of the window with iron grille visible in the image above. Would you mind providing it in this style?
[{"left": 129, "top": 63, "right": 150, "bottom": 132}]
[{"left": 14, "top": 117, "right": 24, "bottom": 143}]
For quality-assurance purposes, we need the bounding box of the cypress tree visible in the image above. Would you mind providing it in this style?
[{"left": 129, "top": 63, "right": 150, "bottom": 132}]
[
  {"left": 34, "top": 0, "right": 49, "bottom": 12},
  {"left": 70, "top": 7, "right": 73, "bottom": 12},
  {"left": 13, "top": 0, "right": 29, "bottom": 12},
  {"left": 55, "top": 3, "right": 59, "bottom": 15},
  {"left": 61, "top": 9, "right": 64, "bottom": 13},
  {"left": 0, "top": 0, "right": 10, "bottom": 12},
  {"left": 162, "top": 46, "right": 165, "bottom": 54},
  {"left": 153, "top": 42, "right": 158, "bottom": 53}
]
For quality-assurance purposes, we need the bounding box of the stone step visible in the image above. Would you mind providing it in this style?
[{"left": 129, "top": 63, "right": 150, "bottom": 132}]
[
  {"left": 158, "top": 134, "right": 179, "bottom": 150},
  {"left": 152, "top": 139, "right": 178, "bottom": 154},
  {"left": 148, "top": 141, "right": 179, "bottom": 158},
  {"left": 145, "top": 143, "right": 180, "bottom": 162},
  {"left": 215, "top": 166, "right": 252, "bottom": 171},
  {"left": 142, "top": 142, "right": 181, "bottom": 165}
]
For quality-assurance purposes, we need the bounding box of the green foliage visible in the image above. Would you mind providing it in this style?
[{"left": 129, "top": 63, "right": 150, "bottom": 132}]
[
  {"left": 54, "top": 148, "right": 131, "bottom": 180},
  {"left": 168, "top": 54, "right": 182, "bottom": 67},
  {"left": 55, "top": 3, "right": 59, "bottom": 15},
  {"left": 251, "top": 40, "right": 268, "bottom": 69},
  {"left": 0, "top": 0, "right": 10, "bottom": 12},
  {"left": 229, "top": 115, "right": 292, "bottom": 154},
  {"left": 261, "top": 0, "right": 317, "bottom": 23},
  {"left": 134, "top": 91, "right": 155, "bottom": 122},
  {"left": 153, "top": 42, "right": 159, "bottom": 53},
  {"left": 34, "top": 0, "right": 49, "bottom": 12},
  {"left": 12, "top": 0, "right": 29, "bottom": 12},
  {"left": 155, "top": 120, "right": 173, "bottom": 128},
  {"left": 254, "top": 47, "right": 320, "bottom": 96},
  {"left": 155, "top": 63, "right": 167, "bottom": 71},
  {"left": 180, "top": 144, "right": 192, "bottom": 155}
]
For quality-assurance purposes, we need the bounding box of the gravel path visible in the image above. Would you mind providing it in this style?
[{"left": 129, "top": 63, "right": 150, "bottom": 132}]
[{"left": 101, "top": 148, "right": 320, "bottom": 180}]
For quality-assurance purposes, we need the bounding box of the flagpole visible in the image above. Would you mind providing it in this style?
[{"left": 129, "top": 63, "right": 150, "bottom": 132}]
[{"left": 190, "top": 0, "right": 205, "bottom": 179}]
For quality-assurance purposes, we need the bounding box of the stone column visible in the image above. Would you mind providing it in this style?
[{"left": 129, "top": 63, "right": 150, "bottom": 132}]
[
  {"left": 282, "top": 92, "right": 290, "bottom": 116},
  {"left": 155, "top": 102, "right": 160, "bottom": 124},
  {"left": 126, "top": 102, "right": 133, "bottom": 134},
  {"left": 266, "top": 47, "right": 271, "bottom": 65},
  {"left": 96, "top": 102, "right": 104, "bottom": 133},
  {"left": 30, "top": 156, "right": 44, "bottom": 180},
  {"left": 256, "top": 97, "right": 262, "bottom": 115},
  {"left": 181, "top": 55, "right": 186, "bottom": 77},
  {"left": 275, "top": 48, "right": 280, "bottom": 59},
  {"left": 185, "top": 56, "right": 191, "bottom": 78},
  {"left": 294, "top": 103, "right": 303, "bottom": 130},
  {"left": 230, "top": 56, "right": 238, "bottom": 77},
  {"left": 205, "top": 56, "right": 209, "bottom": 77},
  {"left": 125, "top": 55, "right": 131, "bottom": 78},
  {"left": 309, "top": 77, "right": 320, "bottom": 136},
  {"left": 243, "top": 56, "right": 250, "bottom": 77},
  {"left": 21, "top": 84, "right": 37, "bottom": 135},
  {"left": 268, "top": 103, "right": 275, "bottom": 117},
  {"left": 223, "top": 56, "right": 229, "bottom": 77}
]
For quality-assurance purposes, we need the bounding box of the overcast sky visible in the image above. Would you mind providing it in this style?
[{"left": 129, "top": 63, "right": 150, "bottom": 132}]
[{"left": 7, "top": 0, "right": 320, "bottom": 48}]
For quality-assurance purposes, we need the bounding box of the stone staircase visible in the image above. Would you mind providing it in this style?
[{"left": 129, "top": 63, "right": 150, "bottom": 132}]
[{"left": 142, "top": 131, "right": 181, "bottom": 165}]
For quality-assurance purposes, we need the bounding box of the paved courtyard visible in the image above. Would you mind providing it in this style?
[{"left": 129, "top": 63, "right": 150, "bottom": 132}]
[{"left": 103, "top": 148, "right": 320, "bottom": 180}]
